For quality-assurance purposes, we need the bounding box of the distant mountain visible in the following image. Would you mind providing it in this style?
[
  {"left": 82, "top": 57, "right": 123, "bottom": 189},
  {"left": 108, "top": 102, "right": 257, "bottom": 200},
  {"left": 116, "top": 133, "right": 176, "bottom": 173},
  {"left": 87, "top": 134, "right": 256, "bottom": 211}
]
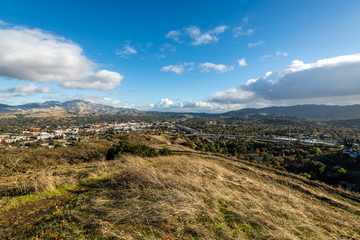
[
  {"left": 0, "top": 103, "right": 13, "bottom": 113},
  {"left": 3, "top": 101, "right": 360, "bottom": 120},
  {"left": 225, "top": 104, "right": 360, "bottom": 120},
  {"left": 0, "top": 100, "right": 139, "bottom": 116}
]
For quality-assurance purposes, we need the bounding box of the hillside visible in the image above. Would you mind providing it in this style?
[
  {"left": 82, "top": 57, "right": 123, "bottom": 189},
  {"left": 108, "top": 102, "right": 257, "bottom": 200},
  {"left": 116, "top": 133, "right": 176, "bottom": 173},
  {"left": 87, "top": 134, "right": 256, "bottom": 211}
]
[
  {"left": 0, "top": 133, "right": 359, "bottom": 239},
  {"left": 225, "top": 104, "right": 360, "bottom": 120}
]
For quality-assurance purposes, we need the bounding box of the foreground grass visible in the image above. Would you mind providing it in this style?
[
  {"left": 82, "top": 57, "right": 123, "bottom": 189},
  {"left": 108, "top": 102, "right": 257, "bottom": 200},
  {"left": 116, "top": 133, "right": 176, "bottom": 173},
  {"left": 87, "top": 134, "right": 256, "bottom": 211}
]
[{"left": 1, "top": 152, "right": 359, "bottom": 239}]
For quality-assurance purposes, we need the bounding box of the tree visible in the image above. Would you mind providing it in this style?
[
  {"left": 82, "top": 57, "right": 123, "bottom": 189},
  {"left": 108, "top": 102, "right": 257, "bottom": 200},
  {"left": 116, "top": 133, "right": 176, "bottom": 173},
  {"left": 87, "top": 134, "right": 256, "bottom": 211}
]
[{"left": 263, "top": 154, "right": 271, "bottom": 163}]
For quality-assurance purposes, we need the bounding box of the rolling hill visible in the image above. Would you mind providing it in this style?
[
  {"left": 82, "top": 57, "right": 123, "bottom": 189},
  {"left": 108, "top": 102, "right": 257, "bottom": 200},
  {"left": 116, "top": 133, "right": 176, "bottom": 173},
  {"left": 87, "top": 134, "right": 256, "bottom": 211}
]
[{"left": 0, "top": 133, "right": 359, "bottom": 239}]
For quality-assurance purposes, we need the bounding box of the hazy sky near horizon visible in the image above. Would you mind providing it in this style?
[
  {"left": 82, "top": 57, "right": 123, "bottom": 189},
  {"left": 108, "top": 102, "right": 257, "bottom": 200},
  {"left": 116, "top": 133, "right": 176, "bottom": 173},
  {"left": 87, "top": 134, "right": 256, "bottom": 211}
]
[{"left": 0, "top": 0, "right": 360, "bottom": 112}]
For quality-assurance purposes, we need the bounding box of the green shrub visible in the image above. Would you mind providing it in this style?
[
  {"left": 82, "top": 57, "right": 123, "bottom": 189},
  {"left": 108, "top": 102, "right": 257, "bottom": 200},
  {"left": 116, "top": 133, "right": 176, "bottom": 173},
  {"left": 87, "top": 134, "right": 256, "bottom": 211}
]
[
  {"left": 159, "top": 147, "right": 173, "bottom": 156},
  {"left": 106, "top": 140, "right": 157, "bottom": 160}
]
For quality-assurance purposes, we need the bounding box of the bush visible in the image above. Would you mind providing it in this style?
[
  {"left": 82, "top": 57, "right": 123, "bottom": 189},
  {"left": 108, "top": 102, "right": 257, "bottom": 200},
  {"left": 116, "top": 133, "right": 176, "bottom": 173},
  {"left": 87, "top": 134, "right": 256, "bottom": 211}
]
[
  {"left": 159, "top": 147, "right": 173, "bottom": 156},
  {"left": 334, "top": 167, "right": 348, "bottom": 178},
  {"left": 106, "top": 140, "right": 157, "bottom": 160}
]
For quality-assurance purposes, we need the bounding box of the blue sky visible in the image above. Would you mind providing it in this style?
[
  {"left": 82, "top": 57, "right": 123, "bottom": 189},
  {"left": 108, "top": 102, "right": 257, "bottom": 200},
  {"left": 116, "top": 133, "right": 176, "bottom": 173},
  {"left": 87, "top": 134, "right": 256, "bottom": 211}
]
[{"left": 0, "top": 0, "right": 360, "bottom": 112}]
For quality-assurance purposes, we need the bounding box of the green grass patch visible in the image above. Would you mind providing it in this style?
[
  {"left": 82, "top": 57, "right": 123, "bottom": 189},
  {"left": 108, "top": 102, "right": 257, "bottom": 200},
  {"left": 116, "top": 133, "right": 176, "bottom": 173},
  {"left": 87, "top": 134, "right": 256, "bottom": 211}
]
[
  {"left": 283, "top": 212, "right": 295, "bottom": 220},
  {"left": 0, "top": 185, "right": 74, "bottom": 212}
]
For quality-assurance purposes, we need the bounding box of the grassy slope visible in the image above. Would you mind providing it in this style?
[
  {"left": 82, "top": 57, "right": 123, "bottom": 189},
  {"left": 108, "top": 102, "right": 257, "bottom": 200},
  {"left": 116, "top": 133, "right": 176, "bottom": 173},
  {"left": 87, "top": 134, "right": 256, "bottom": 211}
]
[{"left": 0, "top": 134, "right": 360, "bottom": 239}]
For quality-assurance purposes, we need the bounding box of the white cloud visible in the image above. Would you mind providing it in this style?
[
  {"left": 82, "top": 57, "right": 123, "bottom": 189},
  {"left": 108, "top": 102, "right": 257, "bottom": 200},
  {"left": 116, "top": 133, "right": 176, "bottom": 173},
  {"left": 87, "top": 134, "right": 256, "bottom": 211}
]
[
  {"left": 260, "top": 51, "right": 289, "bottom": 61},
  {"left": 161, "top": 65, "right": 184, "bottom": 74},
  {"left": 161, "top": 62, "right": 194, "bottom": 74},
  {"left": 199, "top": 62, "right": 234, "bottom": 73},
  {"left": 248, "top": 40, "right": 265, "bottom": 48},
  {"left": 185, "top": 25, "right": 228, "bottom": 45},
  {"left": 0, "top": 83, "right": 53, "bottom": 97},
  {"left": 165, "top": 30, "right": 181, "bottom": 42},
  {"left": 184, "top": 26, "right": 201, "bottom": 38},
  {"left": 238, "top": 58, "right": 247, "bottom": 67},
  {"left": 166, "top": 25, "right": 228, "bottom": 46},
  {"left": 0, "top": 24, "right": 123, "bottom": 91},
  {"left": 233, "top": 26, "right": 254, "bottom": 37},
  {"left": 66, "top": 95, "right": 122, "bottom": 107},
  {"left": 116, "top": 45, "right": 137, "bottom": 57},
  {"left": 61, "top": 70, "right": 123, "bottom": 91},
  {"left": 150, "top": 98, "right": 243, "bottom": 113},
  {"left": 211, "top": 88, "right": 255, "bottom": 104},
  {"left": 210, "top": 53, "right": 360, "bottom": 106},
  {"left": 192, "top": 33, "right": 213, "bottom": 45},
  {"left": 0, "top": 20, "right": 6, "bottom": 25},
  {"left": 12, "top": 83, "right": 53, "bottom": 96},
  {"left": 155, "top": 98, "right": 174, "bottom": 108},
  {"left": 211, "top": 25, "right": 228, "bottom": 34}
]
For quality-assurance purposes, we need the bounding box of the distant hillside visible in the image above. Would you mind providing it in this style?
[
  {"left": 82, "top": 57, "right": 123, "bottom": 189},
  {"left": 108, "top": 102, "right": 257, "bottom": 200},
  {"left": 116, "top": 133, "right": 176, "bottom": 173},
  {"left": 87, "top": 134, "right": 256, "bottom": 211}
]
[
  {"left": 3, "top": 101, "right": 360, "bottom": 120},
  {"left": 0, "top": 100, "right": 139, "bottom": 116},
  {"left": 225, "top": 104, "right": 360, "bottom": 120}
]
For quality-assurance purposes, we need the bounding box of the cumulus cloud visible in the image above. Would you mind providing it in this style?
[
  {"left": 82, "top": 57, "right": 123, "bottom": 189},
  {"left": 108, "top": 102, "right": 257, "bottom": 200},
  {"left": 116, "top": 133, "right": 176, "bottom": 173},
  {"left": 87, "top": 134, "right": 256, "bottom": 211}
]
[
  {"left": 166, "top": 25, "right": 228, "bottom": 45},
  {"left": 248, "top": 40, "right": 265, "bottom": 48},
  {"left": 151, "top": 98, "right": 210, "bottom": 111},
  {"left": 185, "top": 25, "right": 228, "bottom": 45},
  {"left": 65, "top": 95, "right": 122, "bottom": 107},
  {"left": 238, "top": 58, "right": 247, "bottom": 67},
  {"left": 161, "top": 62, "right": 194, "bottom": 74},
  {"left": 116, "top": 45, "right": 137, "bottom": 57},
  {"left": 12, "top": 83, "right": 53, "bottom": 96},
  {"left": 150, "top": 98, "right": 243, "bottom": 113},
  {"left": 199, "top": 62, "right": 234, "bottom": 73},
  {"left": 210, "top": 53, "right": 360, "bottom": 106},
  {"left": 0, "top": 83, "right": 53, "bottom": 98},
  {"left": 0, "top": 24, "right": 123, "bottom": 91},
  {"left": 233, "top": 26, "right": 254, "bottom": 37},
  {"left": 155, "top": 98, "right": 174, "bottom": 108}
]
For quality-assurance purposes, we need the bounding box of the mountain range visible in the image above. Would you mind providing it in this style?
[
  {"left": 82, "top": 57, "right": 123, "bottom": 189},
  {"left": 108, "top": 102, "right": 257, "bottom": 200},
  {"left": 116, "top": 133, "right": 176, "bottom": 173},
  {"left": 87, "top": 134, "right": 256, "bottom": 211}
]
[
  {"left": 224, "top": 104, "right": 360, "bottom": 120},
  {"left": 1, "top": 100, "right": 360, "bottom": 120},
  {"left": 0, "top": 100, "right": 139, "bottom": 116}
]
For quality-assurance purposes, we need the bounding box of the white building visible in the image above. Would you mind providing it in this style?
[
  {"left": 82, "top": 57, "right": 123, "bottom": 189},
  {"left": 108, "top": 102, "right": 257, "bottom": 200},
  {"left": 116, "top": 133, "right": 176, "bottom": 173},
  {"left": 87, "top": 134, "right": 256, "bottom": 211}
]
[{"left": 37, "top": 132, "right": 54, "bottom": 140}]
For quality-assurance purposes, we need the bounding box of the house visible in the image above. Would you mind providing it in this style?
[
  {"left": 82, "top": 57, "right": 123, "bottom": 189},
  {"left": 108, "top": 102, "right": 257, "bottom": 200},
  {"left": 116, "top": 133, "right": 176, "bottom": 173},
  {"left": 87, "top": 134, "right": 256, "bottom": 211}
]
[
  {"left": 11, "top": 135, "right": 27, "bottom": 141},
  {"left": 53, "top": 130, "right": 63, "bottom": 136},
  {"left": 37, "top": 132, "right": 53, "bottom": 140}
]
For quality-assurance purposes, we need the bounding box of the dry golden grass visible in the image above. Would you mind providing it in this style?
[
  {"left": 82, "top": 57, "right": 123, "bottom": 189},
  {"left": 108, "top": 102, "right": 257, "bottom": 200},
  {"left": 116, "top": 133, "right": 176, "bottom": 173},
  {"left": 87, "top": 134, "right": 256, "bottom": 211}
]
[
  {"left": 1, "top": 134, "right": 360, "bottom": 239},
  {"left": 15, "top": 154, "right": 357, "bottom": 239}
]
